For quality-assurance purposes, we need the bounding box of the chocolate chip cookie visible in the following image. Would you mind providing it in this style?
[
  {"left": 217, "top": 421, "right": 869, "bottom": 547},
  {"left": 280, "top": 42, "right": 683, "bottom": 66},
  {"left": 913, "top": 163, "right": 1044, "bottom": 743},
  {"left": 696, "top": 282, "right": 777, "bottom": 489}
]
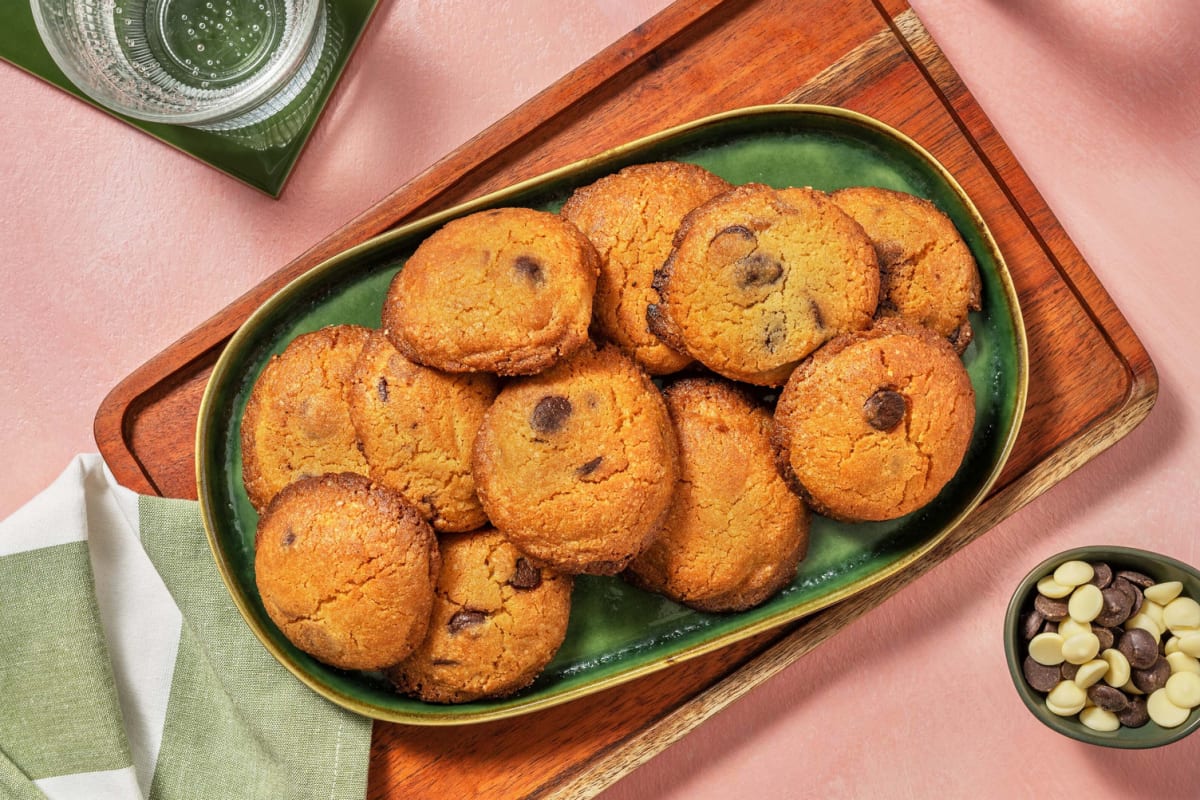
[
  {"left": 560, "top": 161, "right": 731, "bottom": 375},
  {"left": 348, "top": 330, "right": 498, "bottom": 532},
  {"left": 772, "top": 318, "right": 976, "bottom": 521},
  {"left": 382, "top": 207, "right": 600, "bottom": 375},
  {"left": 830, "top": 186, "right": 981, "bottom": 351},
  {"left": 241, "top": 324, "right": 371, "bottom": 512},
  {"left": 472, "top": 343, "right": 679, "bottom": 575},
  {"left": 254, "top": 473, "right": 440, "bottom": 671},
  {"left": 625, "top": 378, "right": 809, "bottom": 612},
  {"left": 649, "top": 184, "right": 879, "bottom": 386},
  {"left": 387, "top": 528, "right": 573, "bottom": 703}
]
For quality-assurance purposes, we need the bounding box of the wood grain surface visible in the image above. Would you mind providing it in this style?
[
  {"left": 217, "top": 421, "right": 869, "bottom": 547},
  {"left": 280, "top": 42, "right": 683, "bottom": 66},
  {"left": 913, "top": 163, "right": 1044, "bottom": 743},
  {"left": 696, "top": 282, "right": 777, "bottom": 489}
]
[{"left": 93, "top": 0, "right": 1157, "bottom": 797}]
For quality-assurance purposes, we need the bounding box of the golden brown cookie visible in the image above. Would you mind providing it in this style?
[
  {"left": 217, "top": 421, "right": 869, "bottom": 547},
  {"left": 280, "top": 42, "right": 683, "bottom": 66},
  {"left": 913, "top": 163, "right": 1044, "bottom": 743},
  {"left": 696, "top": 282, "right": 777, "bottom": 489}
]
[
  {"left": 472, "top": 343, "right": 678, "bottom": 575},
  {"left": 649, "top": 184, "right": 879, "bottom": 386},
  {"left": 830, "top": 186, "right": 981, "bottom": 351},
  {"left": 381, "top": 207, "right": 599, "bottom": 375},
  {"left": 560, "top": 161, "right": 732, "bottom": 375},
  {"left": 387, "top": 528, "right": 572, "bottom": 703},
  {"left": 772, "top": 318, "right": 976, "bottom": 522},
  {"left": 254, "top": 473, "right": 440, "bottom": 671},
  {"left": 240, "top": 324, "right": 371, "bottom": 512},
  {"left": 625, "top": 378, "right": 809, "bottom": 612},
  {"left": 347, "top": 330, "right": 498, "bottom": 533}
]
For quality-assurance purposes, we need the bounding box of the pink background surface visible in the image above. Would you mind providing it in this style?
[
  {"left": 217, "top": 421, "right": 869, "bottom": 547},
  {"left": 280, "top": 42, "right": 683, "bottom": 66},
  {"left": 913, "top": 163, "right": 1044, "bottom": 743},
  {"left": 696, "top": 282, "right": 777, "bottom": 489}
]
[{"left": 3, "top": 0, "right": 1199, "bottom": 796}]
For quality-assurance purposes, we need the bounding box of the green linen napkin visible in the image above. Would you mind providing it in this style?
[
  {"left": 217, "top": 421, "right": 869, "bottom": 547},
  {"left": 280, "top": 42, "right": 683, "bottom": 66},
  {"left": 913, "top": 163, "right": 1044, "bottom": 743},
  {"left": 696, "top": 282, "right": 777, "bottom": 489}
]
[{"left": 0, "top": 455, "right": 373, "bottom": 799}]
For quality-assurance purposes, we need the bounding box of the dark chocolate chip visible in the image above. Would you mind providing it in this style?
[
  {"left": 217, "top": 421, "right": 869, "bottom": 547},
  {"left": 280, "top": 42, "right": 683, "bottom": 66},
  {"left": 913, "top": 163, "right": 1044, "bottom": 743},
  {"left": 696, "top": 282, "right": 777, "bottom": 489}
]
[
  {"left": 514, "top": 255, "right": 545, "bottom": 285},
  {"left": 577, "top": 456, "right": 603, "bottom": 477},
  {"left": 1089, "top": 562, "right": 1113, "bottom": 589},
  {"left": 863, "top": 388, "right": 907, "bottom": 432},
  {"left": 431, "top": 658, "right": 461, "bottom": 666},
  {"left": 509, "top": 557, "right": 543, "bottom": 590},
  {"left": 1023, "top": 656, "right": 1061, "bottom": 693},
  {"left": 735, "top": 253, "right": 784, "bottom": 288},
  {"left": 281, "top": 528, "right": 296, "bottom": 547},
  {"left": 377, "top": 376, "right": 389, "bottom": 403},
  {"left": 1132, "top": 656, "right": 1172, "bottom": 693},
  {"left": 447, "top": 609, "right": 488, "bottom": 633},
  {"left": 1118, "top": 627, "right": 1160, "bottom": 670},
  {"left": 1094, "top": 626, "right": 1116, "bottom": 652},
  {"left": 1116, "top": 569, "right": 1156, "bottom": 589},
  {"left": 763, "top": 315, "right": 787, "bottom": 353},
  {"left": 1095, "top": 585, "right": 1134, "bottom": 627},
  {"left": 645, "top": 303, "right": 670, "bottom": 338},
  {"left": 1060, "top": 662, "right": 1080, "bottom": 681},
  {"left": 1034, "top": 593, "right": 1071, "bottom": 623},
  {"left": 1116, "top": 696, "right": 1150, "bottom": 728},
  {"left": 809, "top": 298, "right": 825, "bottom": 330},
  {"left": 530, "top": 395, "right": 572, "bottom": 435},
  {"left": 1022, "top": 610, "right": 1046, "bottom": 641},
  {"left": 1087, "top": 684, "right": 1130, "bottom": 713}
]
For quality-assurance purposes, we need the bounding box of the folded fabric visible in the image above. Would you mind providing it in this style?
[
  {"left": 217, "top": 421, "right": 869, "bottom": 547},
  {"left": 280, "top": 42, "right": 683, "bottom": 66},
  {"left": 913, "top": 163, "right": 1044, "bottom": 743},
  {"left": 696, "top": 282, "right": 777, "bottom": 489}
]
[{"left": 0, "top": 455, "right": 373, "bottom": 800}]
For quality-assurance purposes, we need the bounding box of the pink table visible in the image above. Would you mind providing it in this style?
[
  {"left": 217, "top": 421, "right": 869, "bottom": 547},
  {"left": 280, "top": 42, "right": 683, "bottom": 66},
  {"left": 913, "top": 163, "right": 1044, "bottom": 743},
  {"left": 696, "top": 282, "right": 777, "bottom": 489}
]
[{"left": 3, "top": 0, "right": 1198, "bottom": 796}]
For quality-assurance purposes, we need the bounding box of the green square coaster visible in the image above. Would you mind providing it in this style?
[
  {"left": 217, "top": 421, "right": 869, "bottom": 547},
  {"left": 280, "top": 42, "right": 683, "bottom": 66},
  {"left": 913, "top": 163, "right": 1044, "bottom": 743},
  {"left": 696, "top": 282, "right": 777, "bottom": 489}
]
[{"left": 0, "top": 0, "right": 379, "bottom": 197}]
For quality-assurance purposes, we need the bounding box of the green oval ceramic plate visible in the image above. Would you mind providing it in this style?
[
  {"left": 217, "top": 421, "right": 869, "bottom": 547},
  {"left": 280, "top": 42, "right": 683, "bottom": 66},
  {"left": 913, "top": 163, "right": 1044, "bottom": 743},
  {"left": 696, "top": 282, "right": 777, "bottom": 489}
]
[{"left": 197, "top": 105, "right": 1028, "bottom": 724}]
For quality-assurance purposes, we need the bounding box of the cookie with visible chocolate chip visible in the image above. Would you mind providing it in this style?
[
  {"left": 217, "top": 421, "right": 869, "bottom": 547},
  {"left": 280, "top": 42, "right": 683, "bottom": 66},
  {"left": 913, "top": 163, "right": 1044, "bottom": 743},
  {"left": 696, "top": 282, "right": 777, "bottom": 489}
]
[
  {"left": 241, "top": 324, "right": 372, "bottom": 512},
  {"left": 472, "top": 343, "right": 679, "bottom": 575},
  {"left": 649, "top": 184, "right": 879, "bottom": 386},
  {"left": 560, "top": 161, "right": 731, "bottom": 375},
  {"left": 254, "top": 473, "right": 439, "bottom": 671},
  {"left": 772, "top": 318, "right": 975, "bottom": 522},
  {"left": 830, "top": 186, "right": 981, "bottom": 351},
  {"left": 381, "top": 207, "right": 599, "bottom": 375},
  {"left": 386, "top": 527, "right": 572, "bottom": 703},
  {"left": 625, "top": 378, "right": 809, "bottom": 612},
  {"left": 348, "top": 330, "right": 498, "bottom": 532}
]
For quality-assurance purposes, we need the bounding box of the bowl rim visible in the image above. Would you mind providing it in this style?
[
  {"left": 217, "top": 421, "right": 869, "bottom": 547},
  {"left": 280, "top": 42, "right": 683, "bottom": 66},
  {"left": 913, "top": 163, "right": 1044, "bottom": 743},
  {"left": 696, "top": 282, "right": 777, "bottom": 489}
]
[{"left": 1004, "top": 544, "right": 1200, "bottom": 749}]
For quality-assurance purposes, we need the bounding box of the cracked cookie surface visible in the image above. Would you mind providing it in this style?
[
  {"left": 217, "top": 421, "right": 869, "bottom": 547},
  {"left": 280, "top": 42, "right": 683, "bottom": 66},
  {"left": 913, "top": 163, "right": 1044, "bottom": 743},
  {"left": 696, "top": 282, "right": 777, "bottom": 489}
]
[
  {"left": 381, "top": 207, "right": 599, "bottom": 375},
  {"left": 387, "top": 528, "right": 573, "bottom": 703},
  {"left": 472, "top": 343, "right": 679, "bottom": 575},
  {"left": 348, "top": 330, "right": 498, "bottom": 532},
  {"left": 830, "top": 186, "right": 981, "bottom": 351},
  {"left": 625, "top": 378, "right": 809, "bottom": 612},
  {"left": 560, "top": 161, "right": 731, "bottom": 375},
  {"left": 240, "top": 324, "right": 371, "bottom": 512},
  {"left": 649, "top": 184, "right": 879, "bottom": 386},
  {"left": 254, "top": 473, "right": 439, "bottom": 671},
  {"left": 772, "top": 318, "right": 976, "bottom": 522}
]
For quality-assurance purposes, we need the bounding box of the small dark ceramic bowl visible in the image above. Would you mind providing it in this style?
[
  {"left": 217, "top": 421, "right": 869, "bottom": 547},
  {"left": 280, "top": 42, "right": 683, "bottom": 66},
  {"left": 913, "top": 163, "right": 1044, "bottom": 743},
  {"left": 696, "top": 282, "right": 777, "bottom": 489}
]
[{"left": 1004, "top": 545, "right": 1200, "bottom": 748}]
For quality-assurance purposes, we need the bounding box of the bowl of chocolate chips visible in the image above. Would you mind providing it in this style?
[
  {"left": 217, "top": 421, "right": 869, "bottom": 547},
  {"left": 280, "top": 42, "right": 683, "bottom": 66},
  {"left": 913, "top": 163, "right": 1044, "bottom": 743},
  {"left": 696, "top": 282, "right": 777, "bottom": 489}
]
[{"left": 1004, "top": 546, "right": 1200, "bottom": 748}]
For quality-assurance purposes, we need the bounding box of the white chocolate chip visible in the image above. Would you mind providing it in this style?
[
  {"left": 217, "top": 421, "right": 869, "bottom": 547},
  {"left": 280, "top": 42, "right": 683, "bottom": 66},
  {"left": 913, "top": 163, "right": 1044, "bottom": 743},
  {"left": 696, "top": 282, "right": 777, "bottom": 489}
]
[
  {"left": 1165, "top": 671, "right": 1200, "bottom": 709},
  {"left": 1059, "top": 618, "right": 1092, "bottom": 640},
  {"left": 1145, "top": 581, "right": 1183, "bottom": 605},
  {"left": 1122, "top": 679, "right": 1145, "bottom": 696},
  {"left": 1166, "top": 636, "right": 1181, "bottom": 655},
  {"left": 1062, "top": 633, "right": 1101, "bottom": 665},
  {"left": 1073, "top": 659, "right": 1109, "bottom": 689},
  {"left": 1030, "top": 632, "right": 1067, "bottom": 666},
  {"left": 1053, "top": 560, "right": 1094, "bottom": 588},
  {"left": 1142, "top": 600, "right": 1167, "bottom": 632},
  {"left": 1124, "top": 612, "right": 1163, "bottom": 641},
  {"left": 1069, "top": 584, "right": 1104, "bottom": 623},
  {"left": 1079, "top": 705, "right": 1121, "bottom": 732},
  {"left": 1046, "top": 680, "right": 1087, "bottom": 716},
  {"left": 1166, "top": 652, "right": 1200, "bottom": 676},
  {"left": 1037, "top": 575, "right": 1075, "bottom": 599},
  {"left": 1165, "top": 597, "right": 1200, "bottom": 633},
  {"left": 1179, "top": 632, "right": 1200, "bottom": 658},
  {"left": 1102, "top": 648, "right": 1132, "bottom": 688},
  {"left": 1147, "top": 688, "right": 1191, "bottom": 728}
]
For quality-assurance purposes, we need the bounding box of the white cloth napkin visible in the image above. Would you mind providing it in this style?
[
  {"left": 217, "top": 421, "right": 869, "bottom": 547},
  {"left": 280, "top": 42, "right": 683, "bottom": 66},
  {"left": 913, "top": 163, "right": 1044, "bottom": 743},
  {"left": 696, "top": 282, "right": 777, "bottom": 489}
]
[{"left": 0, "top": 455, "right": 373, "bottom": 800}]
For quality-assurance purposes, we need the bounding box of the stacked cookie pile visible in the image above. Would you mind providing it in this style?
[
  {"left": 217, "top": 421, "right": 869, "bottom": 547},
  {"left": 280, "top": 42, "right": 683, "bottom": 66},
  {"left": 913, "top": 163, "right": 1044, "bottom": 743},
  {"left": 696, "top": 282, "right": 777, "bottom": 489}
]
[{"left": 241, "top": 161, "right": 981, "bottom": 703}]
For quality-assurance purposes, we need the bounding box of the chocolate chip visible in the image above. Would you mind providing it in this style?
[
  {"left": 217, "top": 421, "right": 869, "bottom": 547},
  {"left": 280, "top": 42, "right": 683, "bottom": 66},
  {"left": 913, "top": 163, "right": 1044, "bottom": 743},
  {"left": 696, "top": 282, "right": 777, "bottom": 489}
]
[
  {"left": 1132, "top": 656, "right": 1172, "bottom": 693},
  {"left": 1114, "top": 578, "right": 1145, "bottom": 617},
  {"left": 447, "top": 609, "right": 487, "bottom": 633},
  {"left": 509, "top": 558, "right": 543, "bottom": 590},
  {"left": 1087, "top": 684, "right": 1130, "bottom": 713},
  {"left": 431, "top": 658, "right": 461, "bottom": 666},
  {"left": 1022, "top": 610, "right": 1045, "bottom": 641},
  {"left": 1060, "top": 662, "right": 1079, "bottom": 681},
  {"left": 1095, "top": 584, "right": 1134, "bottom": 627},
  {"left": 514, "top": 255, "right": 545, "bottom": 285},
  {"left": 1118, "top": 627, "right": 1159, "bottom": 670},
  {"left": 735, "top": 253, "right": 784, "bottom": 288},
  {"left": 376, "top": 376, "right": 389, "bottom": 403},
  {"left": 1089, "top": 562, "right": 1113, "bottom": 589},
  {"left": 809, "top": 298, "right": 825, "bottom": 330},
  {"left": 1023, "top": 656, "right": 1061, "bottom": 693},
  {"left": 281, "top": 528, "right": 296, "bottom": 547},
  {"left": 863, "top": 388, "right": 907, "bottom": 432},
  {"left": 1094, "top": 626, "right": 1116, "bottom": 651},
  {"left": 530, "top": 395, "right": 572, "bottom": 435},
  {"left": 1116, "top": 569, "right": 1156, "bottom": 589},
  {"left": 1116, "top": 696, "right": 1150, "bottom": 728},
  {"left": 763, "top": 315, "right": 787, "bottom": 353},
  {"left": 577, "top": 456, "right": 603, "bottom": 477}
]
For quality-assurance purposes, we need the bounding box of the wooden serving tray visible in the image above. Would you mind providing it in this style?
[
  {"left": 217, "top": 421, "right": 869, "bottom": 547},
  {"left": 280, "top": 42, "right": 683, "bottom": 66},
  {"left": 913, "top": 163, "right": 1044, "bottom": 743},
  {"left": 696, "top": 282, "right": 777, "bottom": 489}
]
[{"left": 95, "top": 0, "right": 1157, "bottom": 797}]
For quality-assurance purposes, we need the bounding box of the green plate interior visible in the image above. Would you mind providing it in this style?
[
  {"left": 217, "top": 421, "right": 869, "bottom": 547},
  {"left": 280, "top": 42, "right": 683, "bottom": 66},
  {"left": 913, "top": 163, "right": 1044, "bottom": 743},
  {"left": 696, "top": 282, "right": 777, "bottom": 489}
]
[
  {"left": 0, "top": 0, "right": 378, "bottom": 196},
  {"left": 198, "top": 106, "right": 1028, "bottom": 723}
]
